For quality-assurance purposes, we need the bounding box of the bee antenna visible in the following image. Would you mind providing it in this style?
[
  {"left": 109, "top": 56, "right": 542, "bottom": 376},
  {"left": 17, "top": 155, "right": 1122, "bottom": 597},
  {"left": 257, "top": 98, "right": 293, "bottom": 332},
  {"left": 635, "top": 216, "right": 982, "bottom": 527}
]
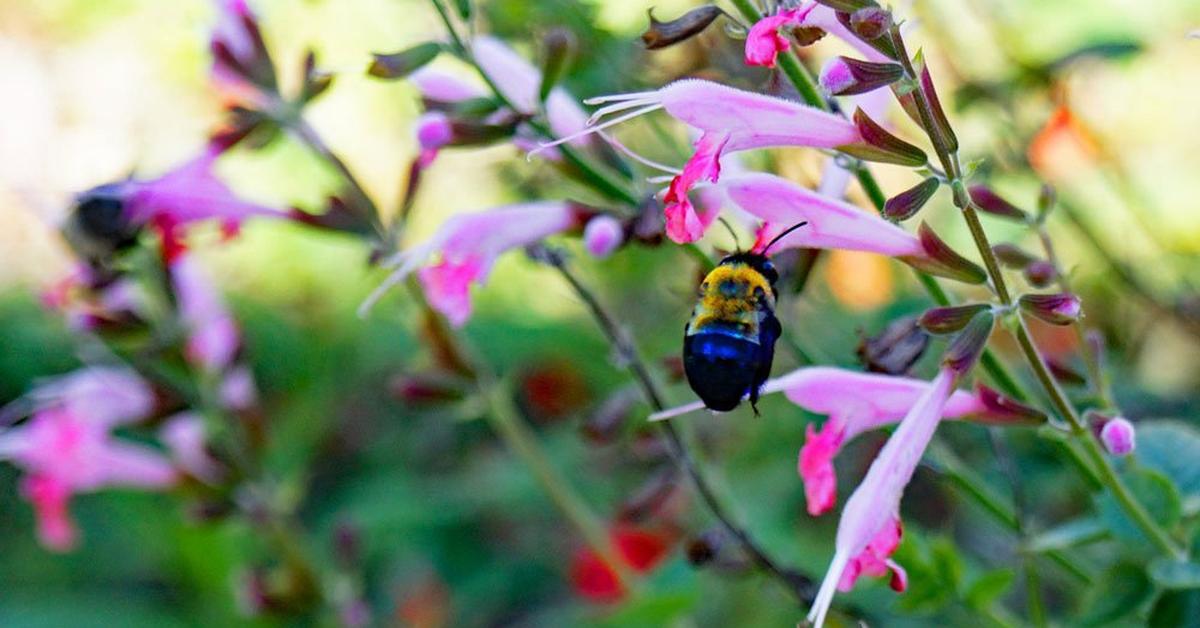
[
  {"left": 761, "top": 221, "right": 808, "bottom": 255},
  {"left": 716, "top": 217, "right": 742, "bottom": 252}
]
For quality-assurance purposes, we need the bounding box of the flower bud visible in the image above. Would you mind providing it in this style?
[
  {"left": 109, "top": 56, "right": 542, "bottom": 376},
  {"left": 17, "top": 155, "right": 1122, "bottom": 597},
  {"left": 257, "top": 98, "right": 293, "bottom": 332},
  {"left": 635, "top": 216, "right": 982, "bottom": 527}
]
[
  {"left": 916, "top": 54, "right": 959, "bottom": 154},
  {"left": 416, "top": 112, "right": 454, "bottom": 153},
  {"left": 389, "top": 373, "right": 465, "bottom": 405},
  {"left": 1047, "top": 358, "right": 1086, "bottom": 386},
  {"left": 1019, "top": 293, "right": 1082, "bottom": 325},
  {"left": 943, "top": 310, "right": 994, "bottom": 376},
  {"left": 814, "top": 0, "right": 879, "bottom": 12},
  {"left": 1024, "top": 260, "right": 1057, "bottom": 288},
  {"left": 539, "top": 28, "right": 575, "bottom": 102},
  {"left": 969, "top": 185, "right": 1029, "bottom": 222},
  {"left": 973, "top": 384, "right": 1047, "bottom": 424},
  {"left": 839, "top": 108, "right": 928, "bottom": 167},
  {"left": 904, "top": 222, "right": 988, "bottom": 284},
  {"left": 641, "top": 6, "right": 726, "bottom": 50},
  {"left": 849, "top": 7, "right": 892, "bottom": 39},
  {"left": 991, "top": 243, "right": 1038, "bottom": 269},
  {"left": 857, "top": 315, "right": 930, "bottom": 375},
  {"left": 368, "top": 42, "right": 443, "bottom": 79},
  {"left": 884, "top": 177, "right": 940, "bottom": 221},
  {"left": 583, "top": 215, "right": 625, "bottom": 259},
  {"left": 1099, "top": 417, "right": 1136, "bottom": 456},
  {"left": 819, "top": 57, "right": 904, "bottom": 97},
  {"left": 919, "top": 303, "right": 992, "bottom": 334},
  {"left": 1037, "top": 183, "right": 1057, "bottom": 221}
]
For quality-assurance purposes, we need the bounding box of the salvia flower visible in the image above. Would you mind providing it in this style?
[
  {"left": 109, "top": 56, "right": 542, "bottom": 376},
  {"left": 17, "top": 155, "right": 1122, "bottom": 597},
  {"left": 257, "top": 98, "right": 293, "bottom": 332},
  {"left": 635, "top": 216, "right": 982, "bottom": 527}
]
[
  {"left": 471, "top": 36, "right": 589, "bottom": 143},
  {"left": 170, "top": 253, "right": 241, "bottom": 372},
  {"left": 744, "top": 2, "right": 890, "bottom": 68},
  {"left": 819, "top": 57, "right": 904, "bottom": 97},
  {"left": 209, "top": 0, "right": 277, "bottom": 103},
  {"left": 360, "top": 201, "right": 582, "bottom": 324},
  {"left": 808, "top": 368, "right": 956, "bottom": 627},
  {"left": 1099, "top": 417, "right": 1136, "bottom": 456},
  {"left": 0, "top": 368, "right": 176, "bottom": 551},
  {"left": 537, "top": 80, "right": 861, "bottom": 242}
]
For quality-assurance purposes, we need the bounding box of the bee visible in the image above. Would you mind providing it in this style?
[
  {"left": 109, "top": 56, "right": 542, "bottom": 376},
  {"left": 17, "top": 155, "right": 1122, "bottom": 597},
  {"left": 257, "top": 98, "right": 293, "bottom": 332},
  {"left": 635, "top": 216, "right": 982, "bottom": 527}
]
[
  {"left": 62, "top": 184, "right": 141, "bottom": 265},
  {"left": 683, "top": 222, "right": 806, "bottom": 414}
]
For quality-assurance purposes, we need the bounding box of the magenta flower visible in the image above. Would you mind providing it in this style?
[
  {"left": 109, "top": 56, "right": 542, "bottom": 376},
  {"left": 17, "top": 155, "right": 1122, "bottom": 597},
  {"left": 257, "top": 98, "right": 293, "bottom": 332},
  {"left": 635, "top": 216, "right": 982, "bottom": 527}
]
[
  {"left": 541, "top": 80, "right": 861, "bottom": 242},
  {"left": 719, "top": 173, "right": 924, "bottom": 257},
  {"left": 838, "top": 515, "right": 908, "bottom": 593},
  {"left": 122, "top": 142, "right": 283, "bottom": 235},
  {"left": 0, "top": 368, "right": 176, "bottom": 551},
  {"left": 209, "top": 0, "right": 275, "bottom": 103},
  {"left": 170, "top": 253, "right": 241, "bottom": 372},
  {"left": 415, "top": 111, "right": 455, "bottom": 167},
  {"left": 360, "top": 201, "right": 582, "bottom": 324},
  {"left": 744, "top": 2, "right": 890, "bottom": 69},
  {"left": 1100, "top": 417, "right": 1136, "bottom": 456},
  {"left": 808, "top": 368, "right": 957, "bottom": 627},
  {"left": 160, "top": 413, "right": 223, "bottom": 483},
  {"left": 583, "top": 215, "right": 624, "bottom": 259}
]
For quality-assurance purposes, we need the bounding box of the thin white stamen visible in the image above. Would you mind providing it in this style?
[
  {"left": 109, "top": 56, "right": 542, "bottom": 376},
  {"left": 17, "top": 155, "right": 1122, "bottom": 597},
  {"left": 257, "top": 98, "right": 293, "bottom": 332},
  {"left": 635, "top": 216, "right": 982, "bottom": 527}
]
[
  {"left": 648, "top": 399, "right": 709, "bottom": 422},
  {"left": 646, "top": 174, "right": 676, "bottom": 184},
  {"left": 583, "top": 90, "right": 660, "bottom": 105},
  {"left": 587, "top": 96, "right": 661, "bottom": 124},
  {"left": 807, "top": 550, "right": 850, "bottom": 628},
  {"left": 597, "top": 131, "right": 681, "bottom": 175},
  {"left": 357, "top": 266, "right": 413, "bottom": 319},
  {"left": 528, "top": 103, "right": 664, "bottom": 158}
]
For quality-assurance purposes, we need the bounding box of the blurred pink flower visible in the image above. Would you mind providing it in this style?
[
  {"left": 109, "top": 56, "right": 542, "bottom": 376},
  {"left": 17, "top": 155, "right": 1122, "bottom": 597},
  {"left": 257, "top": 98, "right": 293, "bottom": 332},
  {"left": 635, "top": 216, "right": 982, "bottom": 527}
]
[
  {"left": 170, "top": 253, "right": 241, "bottom": 372},
  {"left": 360, "top": 201, "right": 581, "bottom": 324},
  {"left": 29, "top": 366, "right": 156, "bottom": 426},
  {"left": 808, "top": 368, "right": 956, "bottom": 628},
  {"left": 409, "top": 66, "right": 487, "bottom": 102},
  {"left": 123, "top": 142, "right": 283, "bottom": 237},
  {"left": 1100, "top": 417, "right": 1136, "bottom": 456},
  {"left": 209, "top": 0, "right": 276, "bottom": 103},
  {"left": 471, "top": 36, "right": 589, "bottom": 141},
  {"left": 0, "top": 401, "right": 176, "bottom": 551},
  {"left": 583, "top": 215, "right": 624, "bottom": 259},
  {"left": 838, "top": 516, "right": 907, "bottom": 593},
  {"left": 415, "top": 112, "right": 455, "bottom": 167},
  {"left": 160, "top": 412, "right": 223, "bottom": 483}
]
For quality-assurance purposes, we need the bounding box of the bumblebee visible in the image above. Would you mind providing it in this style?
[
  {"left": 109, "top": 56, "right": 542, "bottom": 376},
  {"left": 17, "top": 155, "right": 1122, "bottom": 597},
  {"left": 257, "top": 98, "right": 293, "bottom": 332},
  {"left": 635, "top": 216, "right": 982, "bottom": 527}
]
[{"left": 683, "top": 223, "right": 806, "bottom": 413}]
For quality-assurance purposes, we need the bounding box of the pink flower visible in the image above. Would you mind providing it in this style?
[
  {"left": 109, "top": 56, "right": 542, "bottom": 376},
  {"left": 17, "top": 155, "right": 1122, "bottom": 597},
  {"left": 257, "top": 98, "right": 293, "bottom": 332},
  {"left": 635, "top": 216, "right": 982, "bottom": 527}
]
[
  {"left": 1100, "top": 417, "right": 1136, "bottom": 456},
  {"left": 583, "top": 215, "right": 624, "bottom": 259},
  {"left": 160, "top": 413, "right": 223, "bottom": 483},
  {"left": 663, "top": 132, "right": 728, "bottom": 242},
  {"left": 471, "top": 36, "right": 589, "bottom": 141},
  {"left": 808, "top": 368, "right": 957, "bottom": 628},
  {"left": 744, "top": 5, "right": 817, "bottom": 67},
  {"left": 743, "top": 2, "right": 890, "bottom": 69},
  {"left": 415, "top": 111, "right": 455, "bottom": 167},
  {"left": 838, "top": 516, "right": 908, "bottom": 593},
  {"left": 409, "top": 66, "right": 487, "bottom": 103},
  {"left": 360, "top": 201, "right": 581, "bottom": 323},
  {"left": 539, "top": 80, "right": 861, "bottom": 241},
  {"left": 720, "top": 173, "right": 924, "bottom": 257},
  {"left": 170, "top": 253, "right": 241, "bottom": 372},
  {"left": 209, "top": 0, "right": 275, "bottom": 103},
  {"left": 29, "top": 366, "right": 156, "bottom": 426},
  {"left": 0, "top": 404, "right": 176, "bottom": 551},
  {"left": 123, "top": 142, "right": 283, "bottom": 237}
]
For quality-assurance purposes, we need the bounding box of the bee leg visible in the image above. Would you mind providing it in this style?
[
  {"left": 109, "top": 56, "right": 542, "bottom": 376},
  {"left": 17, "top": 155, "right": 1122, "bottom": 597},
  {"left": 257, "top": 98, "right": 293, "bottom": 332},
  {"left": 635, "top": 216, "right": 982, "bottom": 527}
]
[{"left": 749, "top": 388, "right": 761, "bottom": 417}]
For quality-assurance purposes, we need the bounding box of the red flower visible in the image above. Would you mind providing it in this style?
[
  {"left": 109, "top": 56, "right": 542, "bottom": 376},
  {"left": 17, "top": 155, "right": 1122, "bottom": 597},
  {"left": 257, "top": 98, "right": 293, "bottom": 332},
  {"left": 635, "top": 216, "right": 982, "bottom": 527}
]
[{"left": 569, "top": 527, "right": 672, "bottom": 603}]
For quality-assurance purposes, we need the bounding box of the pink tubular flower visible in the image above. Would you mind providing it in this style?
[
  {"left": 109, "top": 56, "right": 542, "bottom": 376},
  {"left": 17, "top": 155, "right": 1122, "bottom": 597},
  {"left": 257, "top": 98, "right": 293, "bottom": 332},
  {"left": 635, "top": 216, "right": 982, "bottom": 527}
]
[
  {"left": 744, "top": 2, "right": 890, "bottom": 69},
  {"left": 0, "top": 404, "right": 176, "bottom": 551},
  {"left": 360, "top": 201, "right": 581, "bottom": 323},
  {"left": 808, "top": 368, "right": 957, "bottom": 628},
  {"left": 839, "top": 516, "right": 908, "bottom": 593},
  {"left": 123, "top": 142, "right": 283, "bottom": 236},
  {"left": 209, "top": 0, "right": 275, "bottom": 103},
  {"left": 170, "top": 253, "right": 241, "bottom": 372},
  {"left": 409, "top": 66, "right": 488, "bottom": 103},
  {"left": 160, "top": 413, "right": 223, "bottom": 483},
  {"left": 29, "top": 366, "right": 156, "bottom": 426},
  {"left": 539, "top": 80, "right": 861, "bottom": 242},
  {"left": 718, "top": 173, "right": 924, "bottom": 257},
  {"left": 471, "top": 36, "right": 589, "bottom": 141},
  {"left": 745, "top": 4, "right": 817, "bottom": 67}
]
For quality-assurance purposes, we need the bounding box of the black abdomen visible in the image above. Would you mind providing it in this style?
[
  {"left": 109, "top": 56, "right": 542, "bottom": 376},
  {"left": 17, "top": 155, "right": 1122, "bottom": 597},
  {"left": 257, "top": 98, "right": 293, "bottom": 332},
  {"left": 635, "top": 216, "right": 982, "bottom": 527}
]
[{"left": 683, "top": 332, "right": 762, "bottom": 412}]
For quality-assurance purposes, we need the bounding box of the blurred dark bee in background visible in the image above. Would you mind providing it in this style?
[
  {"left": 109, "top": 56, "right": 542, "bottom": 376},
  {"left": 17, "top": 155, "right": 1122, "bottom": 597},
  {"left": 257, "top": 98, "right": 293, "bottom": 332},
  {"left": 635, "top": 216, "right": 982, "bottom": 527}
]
[
  {"left": 683, "top": 222, "right": 806, "bottom": 413},
  {"left": 61, "top": 184, "right": 140, "bottom": 265}
]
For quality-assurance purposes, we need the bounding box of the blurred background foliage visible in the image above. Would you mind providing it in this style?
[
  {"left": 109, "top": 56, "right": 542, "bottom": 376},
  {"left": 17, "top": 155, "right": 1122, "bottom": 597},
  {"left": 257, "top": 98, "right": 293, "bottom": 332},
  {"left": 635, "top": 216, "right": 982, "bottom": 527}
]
[{"left": 2, "top": 0, "right": 1200, "bottom": 626}]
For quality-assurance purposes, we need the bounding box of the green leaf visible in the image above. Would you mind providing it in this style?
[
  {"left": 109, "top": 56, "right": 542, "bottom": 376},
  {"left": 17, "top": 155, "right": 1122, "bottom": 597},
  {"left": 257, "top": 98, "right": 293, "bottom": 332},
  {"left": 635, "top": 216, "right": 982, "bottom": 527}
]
[
  {"left": 1081, "top": 562, "right": 1153, "bottom": 626},
  {"left": 1150, "top": 590, "right": 1200, "bottom": 628},
  {"left": 931, "top": 537, "right": 965, "bottom": 595},
  {"left": 1150, "top": 558, "right": 1200, "bottom": 590},
  {"left": 965, "top": 568, "right": 1015, "bottom": 610},
  {"left": 1095, "top": 467, "right": 1181, "bottom": 547},
  {"left": 1027, "top": 517, "right": 1108, "bottom": 553},
  {"left": 1138, "top": 421, "right": 1200, "bottom": 498}
]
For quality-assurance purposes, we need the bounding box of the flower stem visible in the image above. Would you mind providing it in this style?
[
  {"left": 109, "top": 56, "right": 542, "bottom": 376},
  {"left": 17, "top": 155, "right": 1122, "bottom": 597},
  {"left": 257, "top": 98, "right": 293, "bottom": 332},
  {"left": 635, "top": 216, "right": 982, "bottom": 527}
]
[
  {"left": 538, "top": 246, "right": 814, "bottom": 604},
  {"left": 886, "top": 24, "right": 1185, "bottom": 559}
]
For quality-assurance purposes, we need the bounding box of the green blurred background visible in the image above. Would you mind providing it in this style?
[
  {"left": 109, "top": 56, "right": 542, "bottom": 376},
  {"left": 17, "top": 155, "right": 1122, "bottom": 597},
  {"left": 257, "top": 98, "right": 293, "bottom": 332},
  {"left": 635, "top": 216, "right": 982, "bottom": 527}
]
[{"left": 2, "top": 0, "right": 1200, "bottom": 625}]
